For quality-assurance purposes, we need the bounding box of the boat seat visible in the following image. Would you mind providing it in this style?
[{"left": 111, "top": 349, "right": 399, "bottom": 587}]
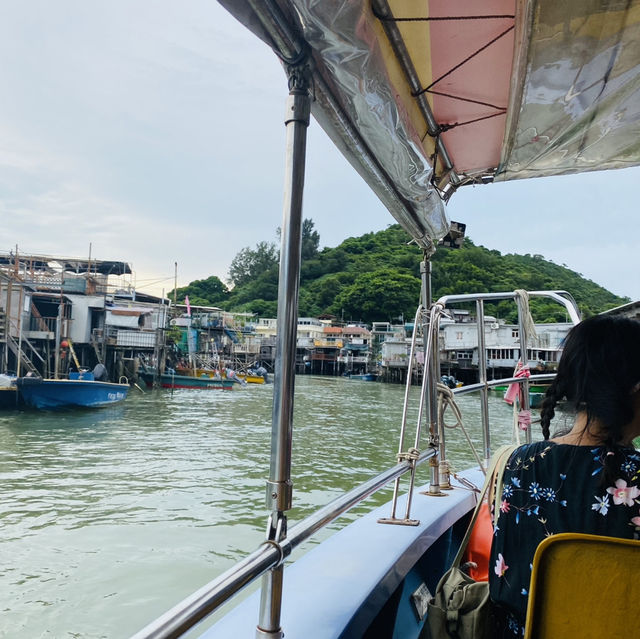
[{"left": 524, "top": 532, "right": 640, "bottom": 639}]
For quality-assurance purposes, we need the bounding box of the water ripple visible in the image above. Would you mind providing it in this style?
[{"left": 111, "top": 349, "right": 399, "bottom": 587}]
[{"left": 0, "top": 377, "right": 529, "bottom": 637}]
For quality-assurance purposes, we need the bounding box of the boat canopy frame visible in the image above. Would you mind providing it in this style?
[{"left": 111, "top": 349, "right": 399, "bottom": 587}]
[{"left": 222, "top": 0, "right": 640, "bottom": 244}]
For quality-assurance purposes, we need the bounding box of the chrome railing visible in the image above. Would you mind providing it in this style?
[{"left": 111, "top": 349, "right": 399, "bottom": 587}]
[
  {"left": 435, "top": 290, "right": 580, "bottom": 464},
  {"left": 130, "top": 448, "right": 437, "bottom": 639}
]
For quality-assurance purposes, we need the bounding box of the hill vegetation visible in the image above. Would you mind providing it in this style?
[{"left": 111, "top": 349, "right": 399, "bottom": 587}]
[{"left": 172, "top": 221, "right": 628, "bottom": 324}]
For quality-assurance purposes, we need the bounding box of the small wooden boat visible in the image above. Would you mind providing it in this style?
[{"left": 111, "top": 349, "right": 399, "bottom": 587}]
[
  {"left": 16, "top": 372, "right": 129, "bottom": 409},
  {"left": 493, "top": 384, "right": 550, "bottom": 394},
  {"left": 347, "top": 372, "right": 377, "bottom": 382},
  {"left": 138, "top": 370, "right": 238, "bottom": 391},
  {"left": 235, "top": 374, "right": 266, "bottom": 384},
  {"left": 175, "top": 365, "right": 251, "bottom": 386},
  {"left": 237, "top": 366, "right": 269, "bottom": 384}
]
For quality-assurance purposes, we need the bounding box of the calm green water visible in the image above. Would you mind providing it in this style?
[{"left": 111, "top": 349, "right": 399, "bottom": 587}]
[{"left": 0, "top": 376, "right": 526, "bottom": 639}]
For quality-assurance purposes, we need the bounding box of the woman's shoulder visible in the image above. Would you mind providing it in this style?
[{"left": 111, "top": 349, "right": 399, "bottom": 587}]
[
  {"left": 504, "top": 441, "right": 640, "bottom": 480},
  {"left": 507, "top": 440, "right": 555, "bottom": 463},
  {"left": 508, "top": 440, "right": 638, "bottom": 458},
  {"left": 503, "top": 441, "right": 565, "bottom": 477}
]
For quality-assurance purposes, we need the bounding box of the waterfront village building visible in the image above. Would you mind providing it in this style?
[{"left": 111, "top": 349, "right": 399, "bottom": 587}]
[
  {"left": 439, "top": 315, "right": 571, "bottom": 383},
  {"left": 339, "top": 325, "right": 372, "bottom": 374},
  {"left": 0, "top": 252, "right": 171, "bottom": 381},
  {"left": 169, "top": 306, "right": 273, "bottom": 373},
  {"left": 0, "top": 250, "right": 593, "bottom": 385},
  {"left": 302, "top": 322, "right": 344, "bottom": 375},
  {"left": 159, "top": 311, "right": 571, "bottom": 383}
]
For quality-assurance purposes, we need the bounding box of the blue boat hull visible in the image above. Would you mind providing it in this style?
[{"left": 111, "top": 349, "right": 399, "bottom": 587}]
[
  {"left": 17, "top": 378, "right": 129, "bottom": 409},
  {"left": 0, "top": 386, "right": 21, "bottom": 409},
  {"left": 349, "top": 373, "right": 377, "bottom": 381}
]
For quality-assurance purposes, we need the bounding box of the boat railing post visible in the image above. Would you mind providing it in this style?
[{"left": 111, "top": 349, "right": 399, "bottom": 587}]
[
  {"left": 379, "top": 251, "right": 445, "bottom": 525},
  {"left": 429, "top": 303, "right": 451, "bottom": 490},
  {"left": 54, "top": 302, "right": 62, "bottom": 380},
  {"left": 476, "top": 299, "right": 490, "bottom": 463},
  {"left": 516, "top": 294, "right": 532, "bottom": 444},
  {"left": 256, "top": 51, "right": 311, "bottom": 639},
  {"left": 378, "top": 304, "right": 423, "bottom": 525},
  {"left": 421, "top": 257, "right": 445, "bottom": 496}
]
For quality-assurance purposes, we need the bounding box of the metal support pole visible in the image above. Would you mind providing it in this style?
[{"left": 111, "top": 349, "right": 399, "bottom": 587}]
[
  {"left": 257, "top": 59, "right": 311, "bottom": 639},
  {"left": 16, "top": 286, "right": 24, "bottom": 377},
  {"left": 431, "top": 305, "right": 451, "bottom": 489},
  {"left": 421, "top": 257, "right": 442, "bottom": 495},
  {"left": 476, "top": 300, "right": 490, "bottom": 462},
  {"left": 379, "top": 304, "right": 424, "bottom": 525},
  {"left": 517, "top": 296, "right": 532, "bottom": 444},
  {"left": 54, "top": 302, "right": 62, "bottom": 380}
]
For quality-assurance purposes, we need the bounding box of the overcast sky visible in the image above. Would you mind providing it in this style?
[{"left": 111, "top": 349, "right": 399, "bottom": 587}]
[{"left": 1, "top": 2, "right": 638, "bottom": 303}]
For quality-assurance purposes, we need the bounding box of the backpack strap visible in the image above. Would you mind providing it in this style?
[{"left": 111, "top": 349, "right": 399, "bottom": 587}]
[{"left": 452, "top": 444, "right": 517, "bottom": 568}]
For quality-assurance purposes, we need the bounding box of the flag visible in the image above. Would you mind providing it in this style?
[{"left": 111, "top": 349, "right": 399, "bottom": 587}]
[{"left": 185, "top": 296, "right": 191, "bottom": 317}]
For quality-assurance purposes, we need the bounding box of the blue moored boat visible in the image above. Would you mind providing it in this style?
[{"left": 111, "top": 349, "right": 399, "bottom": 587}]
[
  {"left": 348, "top": 372, "right": 377, "bottom": 382},
  {"left": 16, "top": 371, "right": 129, "bottom": 409}
]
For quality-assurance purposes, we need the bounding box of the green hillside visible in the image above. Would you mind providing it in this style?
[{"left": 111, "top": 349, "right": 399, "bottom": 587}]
[{"left": 173, "top": 224, "right": 628, "bottom": 323}]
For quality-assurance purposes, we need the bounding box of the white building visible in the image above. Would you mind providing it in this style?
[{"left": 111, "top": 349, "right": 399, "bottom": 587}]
[{"left": 440, "top": 317, "right": 571, "bottom": 373}]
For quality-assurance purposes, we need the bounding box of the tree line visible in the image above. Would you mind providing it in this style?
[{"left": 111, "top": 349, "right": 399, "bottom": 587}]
[{"left": 171, "top": 221, "right": 628, "bottom": 324}]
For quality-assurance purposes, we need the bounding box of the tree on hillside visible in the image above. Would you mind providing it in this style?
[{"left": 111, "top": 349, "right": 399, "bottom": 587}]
[
  {"left": 331, "top": 269, "right": 421, "bottom": 324},
  {"left": 300, "top": 272, "right": 356, "bottom": 316},
  {"left": 176, "top": 224, "right": 628, "bottom": 321},
  {"left": 276, "top": 218, "right": 321, "bottom": 261},
  {"left": 228, "top": 241, "right": 279, "bottom": 287},
  {"left": 173, "top": 275, "right": 229, "bottom": 307},
  {"left": 301, "top": 218, "right": 320, "bottom": 260}
]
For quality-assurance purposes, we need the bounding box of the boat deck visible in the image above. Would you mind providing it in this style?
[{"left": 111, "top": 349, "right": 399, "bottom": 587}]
[{"left": 203, "top": 468, "right": 483, "bottom": 638}]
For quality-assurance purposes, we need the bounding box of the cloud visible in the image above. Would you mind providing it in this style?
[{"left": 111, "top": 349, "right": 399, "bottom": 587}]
[{"left": 0, "top": 1, "right": 637, "bottom": 305}]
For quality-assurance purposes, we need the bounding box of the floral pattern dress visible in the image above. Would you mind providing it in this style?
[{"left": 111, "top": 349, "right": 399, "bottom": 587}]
[{"left": 489, "top": 441, "right": 640, "bottom": 637}]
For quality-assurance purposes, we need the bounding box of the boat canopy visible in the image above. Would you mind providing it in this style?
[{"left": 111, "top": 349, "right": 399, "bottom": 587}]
[{"left": 220, "top": 0, "right": 640, "bottom": 246}]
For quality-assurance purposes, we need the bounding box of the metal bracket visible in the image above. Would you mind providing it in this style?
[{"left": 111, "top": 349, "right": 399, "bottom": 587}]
[
  {"left": 284, "top": 88, "right": 310, "bottom": 126},
  {"left": 377, "top": 516, "right": 420, "bottom": 526},
  {"left": 265, "top": 479, "right": 293, "bottom": 512},
  {"left": 256, "top": 628, "right": 283, "bottom": 639},
  {"left": 264, "top": 510, "right": 287, "bottom": 545},
  {"left": 421, "top": 456, "right": 446, "bottom": 497},
  {"left": 377, "top": 449, "right": 422, "bottom": 526},
  {"left": 284, "top": 60, "right": 312, "bottom": 125},
  {"left": 439, "top": 459, "right": 453, "bottom": 490}
]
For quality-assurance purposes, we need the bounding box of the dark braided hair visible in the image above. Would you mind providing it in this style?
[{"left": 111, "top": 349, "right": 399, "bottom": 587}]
[{"left": 540, "top": 315, "right": 640, "bottom": 483}]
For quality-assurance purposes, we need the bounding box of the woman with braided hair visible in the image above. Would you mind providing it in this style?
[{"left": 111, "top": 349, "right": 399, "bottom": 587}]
[{"left": 488, "top": 314, "right": 640, "bottom": 637}]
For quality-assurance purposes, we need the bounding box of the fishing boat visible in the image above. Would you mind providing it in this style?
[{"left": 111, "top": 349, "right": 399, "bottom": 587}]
[
  {"left": 132, "top": 2, "right": 640, "bottom": 638},
  {"left": 177, "top": 366, "right": 248, "bottom": 387},
  {"left": 16, "top": 371, "right": 129, "bottom": 410},
  {"left": 137, "top": 369, "right": 240, "bottom": 391},
  {"left": 347, "top": 372, "right": 378, "bottom": 382},
  {"left": 491, "top": 384, "right": 549, "bottom": 408},
  {"left": 239, "top": 366, "right": 270, "bottom": 384},
  {"left": 241, "top": 374, "right": 267, "bottom": 384}
]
